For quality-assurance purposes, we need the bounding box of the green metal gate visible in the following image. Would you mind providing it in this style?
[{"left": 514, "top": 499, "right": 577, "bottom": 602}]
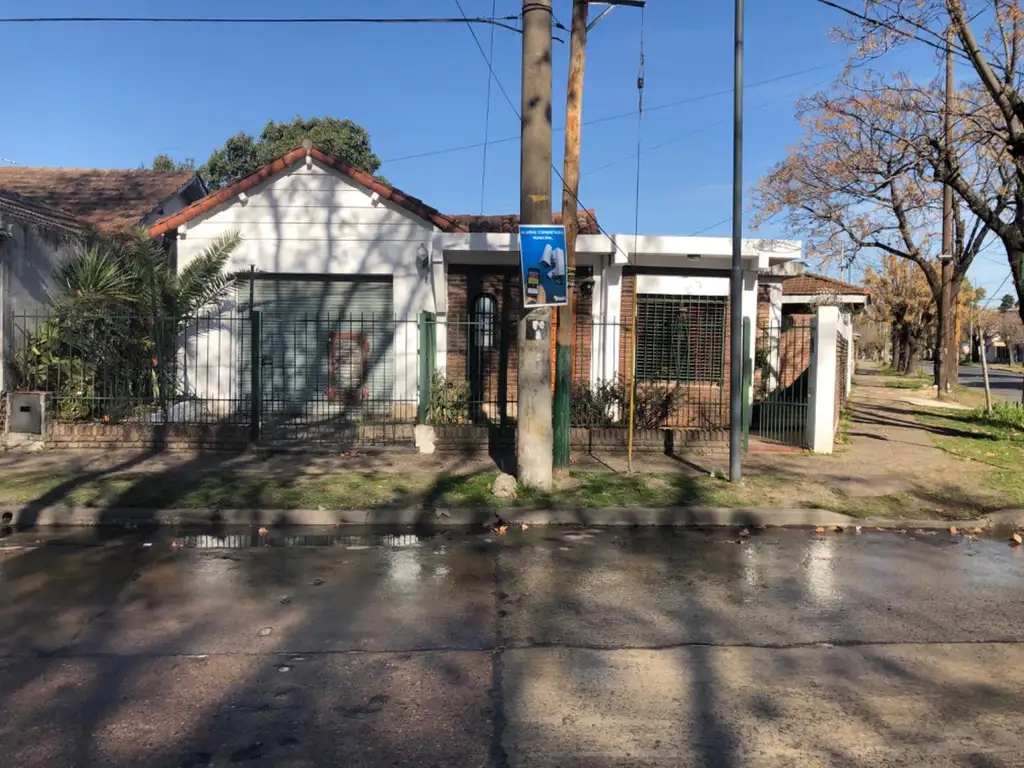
[
  {"left": 239, "top": 276, "right": 413, "bottom": 447},
  {"left": 751, "top": 316, "right": 813, "bottom": 447}
]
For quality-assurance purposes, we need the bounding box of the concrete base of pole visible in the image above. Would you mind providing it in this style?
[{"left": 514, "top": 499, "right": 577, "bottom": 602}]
[{"left": 516, "top": 308, "right": 554, "bottom": 490}]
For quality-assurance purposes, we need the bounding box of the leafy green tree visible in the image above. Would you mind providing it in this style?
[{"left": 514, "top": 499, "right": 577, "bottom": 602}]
[
  {"left": 200, "top": 116, "right": 381, "bottom": 189},
  {"left": 999, "top": 294, "right": 1018, "bottom": 313},
  {"left": 150, "top": 154, "right": 196, "bottom": 172}
]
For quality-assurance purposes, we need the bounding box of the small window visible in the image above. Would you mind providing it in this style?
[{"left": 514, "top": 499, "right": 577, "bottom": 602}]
[
  {"left": 472, "top": 293, "right": 497, "bottom": 350},
  {"left": 635, "top": 294, "right": 726, "bottom": 382}
]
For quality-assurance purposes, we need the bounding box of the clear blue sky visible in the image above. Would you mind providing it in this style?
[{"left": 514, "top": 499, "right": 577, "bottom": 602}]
[{"left": 0, "top": 0, "right": 1013, "bottom": 300}]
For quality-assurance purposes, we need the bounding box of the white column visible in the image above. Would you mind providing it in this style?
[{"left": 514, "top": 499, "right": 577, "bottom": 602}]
[
  {"left": 602, "top": 262, "right": 623, "bottom": 383},
  {"left": 741, "top": 270, "right": 758, "bottom": 404},
  {"left": 806, "top": 305, "right": 840, "bottom": 454}
]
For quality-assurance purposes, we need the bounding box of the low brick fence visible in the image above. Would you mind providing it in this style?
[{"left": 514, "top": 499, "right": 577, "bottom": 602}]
[
  {"left": 432, "top": 425, "right": 726, "bottom": 456},
  {"left": 46, "top": 423, "right": 250, "bottom": 451}
]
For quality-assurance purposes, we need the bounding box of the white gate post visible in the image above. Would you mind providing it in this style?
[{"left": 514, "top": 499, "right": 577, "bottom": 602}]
[{"left": 806, "top": 305, "right": 840, "bottom": 454}]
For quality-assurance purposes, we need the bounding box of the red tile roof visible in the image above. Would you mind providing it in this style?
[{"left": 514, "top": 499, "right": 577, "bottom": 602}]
[
  {"left": 782, "top": 273, "right": 869, "bottom": 297},
  {"left": 149, "top": 145, "right": 467, "bottom": 236},
  {"left": 148, "top": 143, "right": 601, "bottom": 238},
  {"left": 0, "top": 189, "right": 91, "bottom": 235},
  {"left": 0, "top": 167, "right": 198, "bottom": 232},
  {"left": 449, "top": 210, "right": 601, "bottom": 234}
]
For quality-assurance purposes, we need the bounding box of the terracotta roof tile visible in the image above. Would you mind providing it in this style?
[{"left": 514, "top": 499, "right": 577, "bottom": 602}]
[
  {"left": 782, "top": 273, "right": 869, "bottom": 297},
  {"left": 150, "top": 145, "right": 466, "bottom": 236},
  {"left": 0, "top": 189, "right": 90, "bottom": 235},
  {"left": 0, "top": 167, "right": 198, "bottom": 232},
  {"left": 448, "top": 210, "right": 601, "bottom": 234}
]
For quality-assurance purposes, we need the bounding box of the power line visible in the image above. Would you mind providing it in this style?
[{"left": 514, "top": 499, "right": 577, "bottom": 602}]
[
  {"left": 383, "top": 60, "right": 843, "bottom": 165},
  {"left": 688, "top": 216, "right": 733, "bottom": 237},
  {"left": 0, "top": 15, "right": 523, "bottom": 32},
  {"left": 455, "top": 0, "right": 498, "bottom": 214}
]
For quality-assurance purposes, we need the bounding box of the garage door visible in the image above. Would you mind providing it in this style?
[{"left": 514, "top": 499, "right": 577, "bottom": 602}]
[{"left": 239, "top": 276, "right": 395, "bottom": 421}]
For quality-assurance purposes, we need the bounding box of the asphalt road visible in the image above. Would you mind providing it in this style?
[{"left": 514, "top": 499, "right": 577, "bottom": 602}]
[
  {"left": 958, "top": 364, "right": 1023, "bottom": 403},
  {"left": 2, "top": 525, "right": 1024, "bottom": 767}
]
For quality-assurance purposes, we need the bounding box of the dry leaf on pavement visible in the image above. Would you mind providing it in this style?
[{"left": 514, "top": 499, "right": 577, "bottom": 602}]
[
  {"left": 815, "top": 526, "right": 825, "bottom": 534},
  {"left": 1012, "top": 533, "right": 1022, "bottom": 546},
  {"left": 257, "top": 526, "right": 269, "bottom": 536},
  {"left": 971, "top": 527, "right": 984, "bottom": 534},
  {"left": 520, "top": 523, "right": 529, "bottom": 531},
  {"left": 950, "top": 526, "right": 959, "bottom": 536},
  {"left": 496, "top": 525, "right": 508, "bottom": 535},
  {"left": 739, "top": 528, "right": 750, "bottom": 537}
]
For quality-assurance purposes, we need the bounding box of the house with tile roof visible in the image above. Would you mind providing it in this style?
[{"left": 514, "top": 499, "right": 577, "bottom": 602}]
[
  {"left": 144, "top": 141, "right": 802, "bottom": 446},
  {"left": 0, "top": 166, "right": 208, "bottom": 233}
]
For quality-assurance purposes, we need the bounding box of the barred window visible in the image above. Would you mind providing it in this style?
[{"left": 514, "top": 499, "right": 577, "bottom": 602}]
[{"left": 635, "top": 294, "right": 727, "bottom": 382}]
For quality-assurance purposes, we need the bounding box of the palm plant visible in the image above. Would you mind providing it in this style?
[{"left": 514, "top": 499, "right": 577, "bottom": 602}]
[{"left": 20, "top": 228, "right": 242, "bottom": 421}]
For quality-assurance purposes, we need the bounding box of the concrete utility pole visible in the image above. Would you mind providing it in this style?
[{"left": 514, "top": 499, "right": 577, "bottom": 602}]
[
  {"left": 553, "top": 0, "right": 589, "bottom": 468},
  {"left": 729, "top": 0, "right": 745, "bottom": 482},
  {"left": 517, "top": 0, "right": 554, "bottom": 490},
  {"left": 937, "top": 26, "right": 955, "bottom": 400}
]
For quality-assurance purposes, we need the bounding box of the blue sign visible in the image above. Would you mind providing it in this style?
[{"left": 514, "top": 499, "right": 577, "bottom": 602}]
[{"left": 518, "top": 224, "right": 568, "bottom": 308}]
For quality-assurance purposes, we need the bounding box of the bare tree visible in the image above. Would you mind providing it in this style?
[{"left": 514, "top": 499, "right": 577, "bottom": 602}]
[{"left": 831, "top": 0, "right": 1024, "bottom": 326}]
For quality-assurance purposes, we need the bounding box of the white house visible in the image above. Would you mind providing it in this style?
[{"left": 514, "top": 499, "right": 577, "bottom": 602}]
[{"left": 149, "top": 142, "right": 801, "bottom": 436}]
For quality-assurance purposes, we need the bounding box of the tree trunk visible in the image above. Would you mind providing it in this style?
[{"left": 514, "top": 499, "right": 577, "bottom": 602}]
[{"left": 906, "top": 336, "right": 922, "bottom": 375}]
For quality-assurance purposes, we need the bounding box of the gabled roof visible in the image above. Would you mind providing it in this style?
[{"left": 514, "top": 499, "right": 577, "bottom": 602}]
[
  {"left": 0, "top": 189, "right": 90, "bottom": 235},
  {"left": 0, "top": 167, "right": 200, "bottom": 232},
  {"left": 782, "top": 273, "right": 869, "bottom": 297},
  {"left": 149, "top": 144, "right": 468, "bottom": 236},
  {"left": 450, "top": 210, "right": 601, "bottom": 234}
]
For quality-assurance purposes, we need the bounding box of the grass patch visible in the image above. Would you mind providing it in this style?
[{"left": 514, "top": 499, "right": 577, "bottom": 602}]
[
  {"left": 915, "top": 406, "right": 1024, "bottom": 508},
  {"left": 0, "top": 468, "right": 771, "bottom": 511},
  {"left": 883, "top": 376, "right": 932, "bottom": 390}
]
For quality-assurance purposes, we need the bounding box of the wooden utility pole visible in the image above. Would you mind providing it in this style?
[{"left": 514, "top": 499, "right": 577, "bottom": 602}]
[
  {"left": 937, "top": 27, "right": 955, "bottom": 400},
  {"left": 517, "top": 0, "right": 554, "bottom": 490},
  {"left": 553, "top": 0, "right": 589, "bottom": 468}
]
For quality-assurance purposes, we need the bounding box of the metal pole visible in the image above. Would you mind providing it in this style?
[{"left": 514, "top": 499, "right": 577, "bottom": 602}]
[
  {"left": 517, "top": 0, "right": 554, "bottom": 490},
  {"left": 729, "top": 0, "right": 745, "bottom": 482}
]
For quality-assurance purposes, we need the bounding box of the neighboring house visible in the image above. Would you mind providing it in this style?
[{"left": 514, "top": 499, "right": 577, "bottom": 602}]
[
  {"left": 0, "top": 190, "right": 90, "bottom": 392},
  {"left": 0, "top": 166, "right": 207, "bottom": 232},
  {"left": 984, "top": 334, "right": 1023, "bottom": 365},
  {"left": 146, "top": 142, "right": 801, "bottom": 439}
]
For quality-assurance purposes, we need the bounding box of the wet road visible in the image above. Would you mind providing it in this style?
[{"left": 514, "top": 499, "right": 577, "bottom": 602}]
[{"left": 2, "top": 525, "right": 1024, "bottom": 767}]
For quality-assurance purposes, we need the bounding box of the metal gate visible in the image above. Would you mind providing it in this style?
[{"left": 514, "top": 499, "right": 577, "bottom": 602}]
[
  {"left": 751, "top": 316, "right": 813, "bottom": 447},
  {"left": 240, "top": 277, "right": 417, "bottom": 448}
]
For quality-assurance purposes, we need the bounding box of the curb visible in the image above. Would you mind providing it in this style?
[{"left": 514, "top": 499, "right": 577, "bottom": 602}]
[{"left": 2, "top": 505, "right": 1021, "bottom": 529}]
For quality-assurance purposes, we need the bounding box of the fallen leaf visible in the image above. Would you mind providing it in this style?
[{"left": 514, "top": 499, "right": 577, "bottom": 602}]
[
  {"left": 1012, "top": 533, "right": 1022, "bottom": 546},
  {"left": 971, "top": 527, "right": 984, "bottom": 534},
  {"left": 914, "top": 529, "right": 925, "bottom": 535},
  {"left": 257, "top": 526, "right": 269, "bottom": 536},
  {"left": 833, "top": 525, "right": 844, "bottom": 533},
  {"left": 875, "top": 527, "right": 885, "bottom": 532},
  {"left": 815, "top": 526, "right": 825, "bottom": 534},
  {"left": 520, "top": 523, "right": 529, "bottom": 531},
  {"left": 171, "top": 539, "right": 182, "bottom": 549},
  {"left": 311, "top": 578, "right": 325, "bottom": 586},
  {"left": 497, "top": 525, "right": 508, "bottom": 535},
  {"left": 950, "top": 526, "right": 959, "bottom": 536},
  {"left": 257, "top": 627, "right": 273, "bottom": 637},
  {"left": 969, "top": 535, "right": 978, "bottom": 542},
  {"left": 895, "top": 529, "right": 907, "bottom": 534},
  {"left": 739, "top": 528, "right": 750, "bottom": 537},
  {"left": 855, "top": 525, "right": 863, "bottom": 533}
]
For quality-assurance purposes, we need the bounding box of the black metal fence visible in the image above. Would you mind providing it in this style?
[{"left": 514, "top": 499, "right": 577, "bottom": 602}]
[
  {"left": 9, "top": 309, "right": 251, "bottom": 425},
  {"left": 9, "top": 305, "right": 742, "bottom": 444}
]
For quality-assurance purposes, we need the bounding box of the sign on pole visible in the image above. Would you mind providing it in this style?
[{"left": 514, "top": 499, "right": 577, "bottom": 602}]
[{"left": 518, "top": 224, "right": 568, "bottom": 308}]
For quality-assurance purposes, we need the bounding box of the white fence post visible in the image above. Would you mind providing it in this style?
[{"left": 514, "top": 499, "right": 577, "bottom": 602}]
[{"left": 806, "top": 305, "right": 840, "bottom": 454}]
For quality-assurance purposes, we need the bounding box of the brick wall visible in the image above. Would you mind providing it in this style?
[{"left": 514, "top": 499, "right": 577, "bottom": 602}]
[
  {"left": 445, "top": 265, "right": 592, "bottom": 418},
  {"left": 432, "top": 424, "right": 726, "bottom": 456},
  {"left": 46, "top": 423, "right": 250, "bottom": 450}
]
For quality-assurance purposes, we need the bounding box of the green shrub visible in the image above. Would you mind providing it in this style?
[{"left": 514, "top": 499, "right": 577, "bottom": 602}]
[
  {"left": 969, "top": 402, "right": 1024, "bottom": 433},
  {"left": 570, "top": 379, "right": 626, "bottom": 427},
  {"left": 633, "top": 384, "right": 683, "bottom": 430},
  {"left": 427, "top": 371, "right": 470, "bottom": 425}
]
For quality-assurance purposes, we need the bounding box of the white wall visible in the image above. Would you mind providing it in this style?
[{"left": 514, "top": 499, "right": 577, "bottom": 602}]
[{"left": 175, "top": 159, "right": 437, "bottom": 406}]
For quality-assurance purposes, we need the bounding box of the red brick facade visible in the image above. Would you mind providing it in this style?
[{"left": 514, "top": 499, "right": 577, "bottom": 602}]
[{"left": 445, "top": 264, "right": 593, "bottom": 419}]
